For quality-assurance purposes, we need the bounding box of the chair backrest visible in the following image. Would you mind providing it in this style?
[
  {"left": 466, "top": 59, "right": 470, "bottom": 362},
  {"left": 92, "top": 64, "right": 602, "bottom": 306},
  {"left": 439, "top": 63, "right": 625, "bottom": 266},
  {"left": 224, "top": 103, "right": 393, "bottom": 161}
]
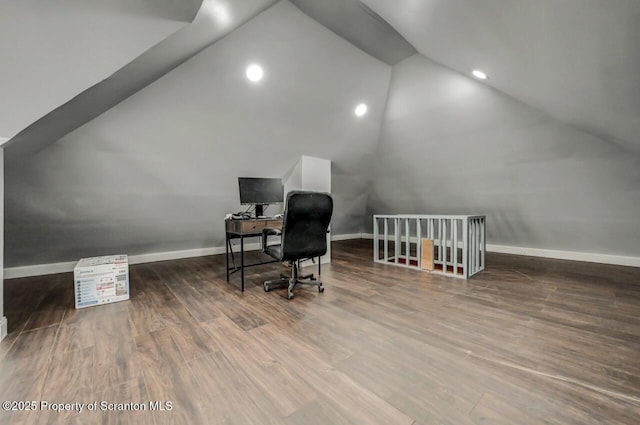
[{"left": 280, "top": 191, "right": 333, "bottom": 261}]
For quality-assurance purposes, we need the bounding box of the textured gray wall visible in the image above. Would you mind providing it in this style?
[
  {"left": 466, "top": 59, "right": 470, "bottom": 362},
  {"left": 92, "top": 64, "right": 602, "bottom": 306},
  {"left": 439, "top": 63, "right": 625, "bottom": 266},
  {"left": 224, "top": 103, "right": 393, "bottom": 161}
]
[
  {"left": 367, "top": 55, "right": 640, "bottom": 256},
  {"left": 5, "top": 1, "right": 390, "bottom": 267}
]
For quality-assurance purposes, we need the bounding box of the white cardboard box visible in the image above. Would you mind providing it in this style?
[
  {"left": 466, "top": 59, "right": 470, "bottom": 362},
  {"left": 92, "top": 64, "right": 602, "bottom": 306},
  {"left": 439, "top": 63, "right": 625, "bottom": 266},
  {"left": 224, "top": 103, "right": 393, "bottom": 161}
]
[{"left": 74, "top": 255, "right": 130, "bottom": 309}]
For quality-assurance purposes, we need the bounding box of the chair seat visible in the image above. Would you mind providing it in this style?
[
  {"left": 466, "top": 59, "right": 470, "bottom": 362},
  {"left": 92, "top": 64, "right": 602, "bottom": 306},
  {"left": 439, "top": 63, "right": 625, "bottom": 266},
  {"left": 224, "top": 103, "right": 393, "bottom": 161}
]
[{"left": 264, "top": 244, "right": 282, "bottom": 260}]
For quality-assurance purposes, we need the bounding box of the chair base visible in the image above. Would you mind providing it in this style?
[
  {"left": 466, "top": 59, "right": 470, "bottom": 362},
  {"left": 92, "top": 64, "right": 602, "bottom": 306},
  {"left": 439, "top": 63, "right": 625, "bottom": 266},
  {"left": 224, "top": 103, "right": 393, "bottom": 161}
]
[{"left": 263, "top": 262, "right": 324, "bottom": 300}]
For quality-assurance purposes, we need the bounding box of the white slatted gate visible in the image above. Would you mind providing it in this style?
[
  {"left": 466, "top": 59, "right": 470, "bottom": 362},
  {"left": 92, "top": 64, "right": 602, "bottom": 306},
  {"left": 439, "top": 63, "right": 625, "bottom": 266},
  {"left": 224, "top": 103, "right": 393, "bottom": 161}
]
[{"left": 373, "top": 215, "right": 486, "bottom": 279}]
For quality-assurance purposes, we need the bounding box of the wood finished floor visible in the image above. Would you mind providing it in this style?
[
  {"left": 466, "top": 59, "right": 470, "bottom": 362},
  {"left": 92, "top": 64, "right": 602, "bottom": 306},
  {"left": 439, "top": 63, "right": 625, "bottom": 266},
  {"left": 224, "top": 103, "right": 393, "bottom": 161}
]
[{"left": 1, "top": 239, "right": 640, "bottom": 424}]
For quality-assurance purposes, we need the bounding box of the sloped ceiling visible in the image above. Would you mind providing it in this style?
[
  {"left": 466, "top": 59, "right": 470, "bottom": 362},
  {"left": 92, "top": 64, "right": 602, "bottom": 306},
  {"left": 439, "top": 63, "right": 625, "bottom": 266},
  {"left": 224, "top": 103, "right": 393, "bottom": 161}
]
[
  {"left": 362, "top": 0, "right": 640, "bottom": 154},
  {"left": 0, "top": 0, "right": 202, "bottom": 139},
  {"left": 289, "top": 0, "right": 416, "bottom": 65},
  {"left": 4, "top": 0, "right": 279, "bottom": 156}
]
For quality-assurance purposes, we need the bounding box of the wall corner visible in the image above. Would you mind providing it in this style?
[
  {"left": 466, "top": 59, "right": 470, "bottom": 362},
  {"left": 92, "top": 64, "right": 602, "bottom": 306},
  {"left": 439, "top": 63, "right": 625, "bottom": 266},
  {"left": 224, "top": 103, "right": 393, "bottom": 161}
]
[{"left": 0, "top": 146, "right": 5, "bottom": 341}]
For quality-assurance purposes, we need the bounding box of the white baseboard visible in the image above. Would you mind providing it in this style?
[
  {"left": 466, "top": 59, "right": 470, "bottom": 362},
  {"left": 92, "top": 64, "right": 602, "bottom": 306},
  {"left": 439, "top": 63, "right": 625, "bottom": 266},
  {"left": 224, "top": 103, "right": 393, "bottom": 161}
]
[
  {"left": 486, "top": 244, "right": 640, "bottom": 268},
  {"left": 0, "top": 316, "right": 7, "bottom": 342},
  {"left": 4, "top": 241, "right": 264, "bottom": 280},
  {"left": 361, "top": 233, "right": 640, "bottom": 267},
  {"left": 6, "top": 234, "right": 639, "bottom": 280},
  {"left": 5, "top": 261, "right": 78, "bottom": 279},
  {"left": 4, "top": 235, "right": 356, "bottom": 279},
  {"left": 331, "top": 233, "right": 363, "bottom": 241}
]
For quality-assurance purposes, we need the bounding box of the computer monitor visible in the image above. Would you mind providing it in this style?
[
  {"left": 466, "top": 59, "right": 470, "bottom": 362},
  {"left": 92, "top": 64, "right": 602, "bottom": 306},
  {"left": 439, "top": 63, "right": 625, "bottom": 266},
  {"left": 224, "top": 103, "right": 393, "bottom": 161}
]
[{"left": 238, "top": 177, "right": 284, "bottom": 217}]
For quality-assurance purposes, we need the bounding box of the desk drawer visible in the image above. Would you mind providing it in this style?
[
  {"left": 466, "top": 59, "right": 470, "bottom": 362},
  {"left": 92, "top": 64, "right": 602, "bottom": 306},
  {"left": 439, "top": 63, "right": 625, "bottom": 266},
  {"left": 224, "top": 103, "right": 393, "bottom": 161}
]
[
  {"left": 227, "top": 219, "right": 282, "bottom": 234},
  {"left": 245, "top": 220, "right": 282, "bottom": 232},
  {"left": 239, "top": 220, "right": 267, "bottom": 233}
]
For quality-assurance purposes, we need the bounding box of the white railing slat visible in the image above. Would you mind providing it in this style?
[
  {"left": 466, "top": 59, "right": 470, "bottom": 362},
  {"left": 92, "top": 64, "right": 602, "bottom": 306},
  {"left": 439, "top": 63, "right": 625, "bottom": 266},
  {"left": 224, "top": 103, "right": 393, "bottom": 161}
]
[{"left": 372, "top": 214, "right": 484, "bottom": 279}]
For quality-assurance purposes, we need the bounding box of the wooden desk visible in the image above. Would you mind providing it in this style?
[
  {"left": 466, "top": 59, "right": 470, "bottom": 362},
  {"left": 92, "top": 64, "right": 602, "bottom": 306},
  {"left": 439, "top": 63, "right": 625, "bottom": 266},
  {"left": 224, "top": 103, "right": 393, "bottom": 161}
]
[{"left": 225, "top": 217, "right": 283, "bottom": 292}]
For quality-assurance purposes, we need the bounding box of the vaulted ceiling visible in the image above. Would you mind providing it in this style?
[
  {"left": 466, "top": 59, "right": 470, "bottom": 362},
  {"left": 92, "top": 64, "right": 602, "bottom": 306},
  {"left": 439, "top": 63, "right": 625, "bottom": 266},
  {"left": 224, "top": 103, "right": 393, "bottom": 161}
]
[
  {"left": 4, "top": 0, "right": 638, "bottom": 153},
  {"left": 362, "top": 0, "right": 640, "bottom": 154},
  {"left": 0, "top": 0, "right": 202, "bottom": 139},
  {"left": 2, "top": 0, "right": 280, "bottom": 155}
]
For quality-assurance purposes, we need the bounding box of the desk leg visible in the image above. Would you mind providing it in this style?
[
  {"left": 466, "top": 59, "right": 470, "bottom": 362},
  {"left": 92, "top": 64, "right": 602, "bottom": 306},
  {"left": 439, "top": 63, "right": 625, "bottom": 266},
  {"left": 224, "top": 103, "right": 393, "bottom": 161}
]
[
  {"left": 241, "top": 236, "right": 245, "bottom": 292},
  {"left": 228, "top": 239, "right": 236, "bottom": 268},
  {"left": 225, "top": 232, "right": 229, "bottom": 282}
]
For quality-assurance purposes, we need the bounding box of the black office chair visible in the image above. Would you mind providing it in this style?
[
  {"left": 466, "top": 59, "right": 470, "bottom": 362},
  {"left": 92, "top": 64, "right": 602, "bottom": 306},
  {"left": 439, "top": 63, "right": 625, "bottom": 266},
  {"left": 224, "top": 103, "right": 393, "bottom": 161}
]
[{"left": 262, "top": 191, "right": 333, "bottom": 300}]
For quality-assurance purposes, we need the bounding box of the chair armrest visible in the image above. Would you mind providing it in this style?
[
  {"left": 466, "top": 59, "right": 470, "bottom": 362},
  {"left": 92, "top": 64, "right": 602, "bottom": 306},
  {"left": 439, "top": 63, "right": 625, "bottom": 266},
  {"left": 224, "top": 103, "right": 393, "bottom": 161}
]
[{"left": 262, "top": 227, "right": 282, "bottom": 251}]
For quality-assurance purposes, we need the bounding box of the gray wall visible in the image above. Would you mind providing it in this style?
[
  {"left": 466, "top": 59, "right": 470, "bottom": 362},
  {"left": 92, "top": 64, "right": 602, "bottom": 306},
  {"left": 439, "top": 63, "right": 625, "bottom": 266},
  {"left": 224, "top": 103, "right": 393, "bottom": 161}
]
[
  {"left": 5, "top": 1, "right": 391, "bottom": 267},
  {"left": 367, "top": 55, "right": 640, "bottom": 256}
]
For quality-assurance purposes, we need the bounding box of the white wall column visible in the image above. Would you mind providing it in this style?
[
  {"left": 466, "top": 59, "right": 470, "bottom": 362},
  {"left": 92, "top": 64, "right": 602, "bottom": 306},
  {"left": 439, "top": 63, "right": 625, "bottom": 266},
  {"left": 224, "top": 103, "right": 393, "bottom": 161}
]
[
  {"left": 282, "top": 155, "right": 332, "bottom": 263},
  {"left": 0, "top": 145, "right": 6, "bottom": 340}
]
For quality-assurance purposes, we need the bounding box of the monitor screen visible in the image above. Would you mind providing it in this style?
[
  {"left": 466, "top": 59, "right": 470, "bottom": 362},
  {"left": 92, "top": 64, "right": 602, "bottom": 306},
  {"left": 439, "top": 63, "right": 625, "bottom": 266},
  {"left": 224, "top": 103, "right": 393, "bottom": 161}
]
[{"left": 238, "top": 177, "right": 284, "bottom": 205}]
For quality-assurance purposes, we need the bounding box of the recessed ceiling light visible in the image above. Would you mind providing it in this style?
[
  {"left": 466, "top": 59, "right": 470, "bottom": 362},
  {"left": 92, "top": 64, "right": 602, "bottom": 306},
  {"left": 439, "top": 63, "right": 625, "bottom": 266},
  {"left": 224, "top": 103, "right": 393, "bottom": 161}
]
[
  {"left": 354, "top": 103, "right": 368, "bottom": 117},
  {"left": 246, "top": 64, "right": 263, "bottom": 82},
  {"left": 472, "top": 70, "right": 488, "bottom": 80}
]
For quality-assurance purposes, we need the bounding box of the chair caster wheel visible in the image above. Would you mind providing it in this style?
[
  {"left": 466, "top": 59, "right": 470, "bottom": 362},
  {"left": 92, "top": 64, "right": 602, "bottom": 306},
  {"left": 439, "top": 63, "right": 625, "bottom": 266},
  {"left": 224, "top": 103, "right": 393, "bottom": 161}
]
[
  {"left": 318, "top": 286, "right": 324, "bottom": 293},
  {"left": 287, "top": 293, "right": 294, "bottom": 300},
  {"left": 264, "top": 284, "right": 270, "bottom": 292}
]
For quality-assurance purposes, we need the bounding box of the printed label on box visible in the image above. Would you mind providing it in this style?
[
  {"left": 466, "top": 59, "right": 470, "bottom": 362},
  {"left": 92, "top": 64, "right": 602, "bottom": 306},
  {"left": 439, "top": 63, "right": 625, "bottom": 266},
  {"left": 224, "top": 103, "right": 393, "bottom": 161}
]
[{"left": 74, "top": 255, "right": 129, "bottom": 309}]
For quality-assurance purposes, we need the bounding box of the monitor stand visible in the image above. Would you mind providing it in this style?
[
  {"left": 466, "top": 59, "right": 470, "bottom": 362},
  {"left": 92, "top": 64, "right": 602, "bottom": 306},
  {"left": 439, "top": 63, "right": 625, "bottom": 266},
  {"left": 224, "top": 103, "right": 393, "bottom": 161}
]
[{"left": 254, "top": 204, "right": 265, "bottom": 218}]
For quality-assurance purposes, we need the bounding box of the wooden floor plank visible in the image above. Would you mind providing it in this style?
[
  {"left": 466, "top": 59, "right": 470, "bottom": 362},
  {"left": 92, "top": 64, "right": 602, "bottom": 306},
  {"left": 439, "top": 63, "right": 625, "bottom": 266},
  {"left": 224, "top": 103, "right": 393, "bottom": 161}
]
[
  {"left": 96, "top": 377, "right": 156, "bottom": 425},
  {"left": 250, "top": 323, "right": 415, "bottom": 425},
  {"left": 51, "top": 306, "right": 99, "bottom": 356},
  {"left": 186, "top": 350, "right": 286, "bottom": 425},
  {"left": 22, "top": 276, "right": 72, "bottom": 331},
  {"left": 2, "top": 239, "right": 639, "bottom": 424},
  {"left": 135, "top": 328, "right": 208, "bottom": 424},
  {"left": 127, "top": 290, "right": 166, "bottom": 337},
  {"left": 0, "top": 326, "right": 59, "bottom": 425},
  {"left": 92, "top": 301, "right": 143, "bottom": 388},
  {"left": 203, "top": 315, "right": 317, "bottom": 417},
  {"left": 38, "top": 346, "right": 96, "bottom": 425}
]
